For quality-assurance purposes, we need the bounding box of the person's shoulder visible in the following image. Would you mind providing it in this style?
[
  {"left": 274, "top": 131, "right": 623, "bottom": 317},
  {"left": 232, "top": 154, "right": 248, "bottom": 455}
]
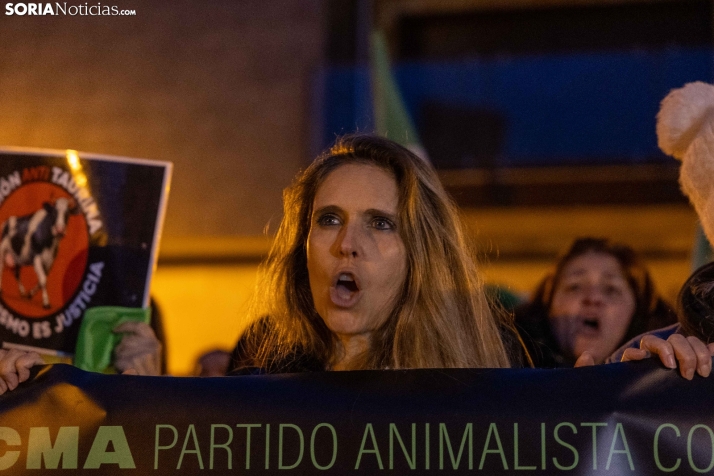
[
  {"left": 228, "top": 354, "right": 324, "bottom": 375},
  {"left": 512, "top": 304, "right": 570, "bottom": 368}
]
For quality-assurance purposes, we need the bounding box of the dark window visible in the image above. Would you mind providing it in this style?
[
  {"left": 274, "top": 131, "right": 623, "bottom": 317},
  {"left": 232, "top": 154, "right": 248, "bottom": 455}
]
[
  {"left": 326, "top": 0, "right": 359, "bottom": 63},
  {"left": 398, "top": 0, "right": 712, "bottom": 59}
]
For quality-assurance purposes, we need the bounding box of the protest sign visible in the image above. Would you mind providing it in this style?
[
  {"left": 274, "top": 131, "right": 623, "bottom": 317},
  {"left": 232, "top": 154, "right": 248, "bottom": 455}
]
[
  {"left": 0, "top": 148, "right": 171, "bottom": 355},
  {"left": 0, "top": 360, "right": 712, "bottom": 475}
]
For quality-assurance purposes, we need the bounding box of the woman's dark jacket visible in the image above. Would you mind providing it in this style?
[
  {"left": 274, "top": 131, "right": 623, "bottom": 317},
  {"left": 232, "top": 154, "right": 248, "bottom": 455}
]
[{"left": 228, "top": 317, "right": 529, "bottom": 375}]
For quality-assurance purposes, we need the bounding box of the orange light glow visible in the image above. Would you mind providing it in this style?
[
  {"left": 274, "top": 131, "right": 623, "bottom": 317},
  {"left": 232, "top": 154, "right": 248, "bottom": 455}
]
[{"left": 66, "top": 149, "right": 88, "bottom": 187}]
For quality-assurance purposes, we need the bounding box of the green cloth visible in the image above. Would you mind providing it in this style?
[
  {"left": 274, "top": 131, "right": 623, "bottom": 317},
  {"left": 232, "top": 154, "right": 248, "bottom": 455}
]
[
  {"left": 485, "top": 284, "right": 523, "bottom": 312},
  {"left": 74, "top": 306, "right": 151, "bottom": 373},
  {"left": 370, "top": 31, "right": 423, "bottom": 152},
  {"left": 692, "top": 224, "right": 713, "bottom": 271}
]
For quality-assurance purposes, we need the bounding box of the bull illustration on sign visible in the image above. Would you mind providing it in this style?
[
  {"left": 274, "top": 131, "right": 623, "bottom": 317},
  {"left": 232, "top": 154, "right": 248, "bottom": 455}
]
[{"left": 0, "top": 198, "right": 79, "bottom": 308}]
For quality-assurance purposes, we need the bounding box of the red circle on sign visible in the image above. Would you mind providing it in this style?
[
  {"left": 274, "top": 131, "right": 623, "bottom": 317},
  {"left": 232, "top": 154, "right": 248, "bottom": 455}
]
[{"left": 0, "top": 181, "right": 89, "bottom": 318}]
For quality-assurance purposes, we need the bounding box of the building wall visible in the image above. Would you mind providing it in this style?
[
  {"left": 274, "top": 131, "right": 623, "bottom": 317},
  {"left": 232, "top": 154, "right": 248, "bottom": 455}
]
[
  {"left": 0, "top": 1, "right": 327, "bottom": 372},
  {"left": 0, "top": 0, "right": 325, "bottom": 237}
]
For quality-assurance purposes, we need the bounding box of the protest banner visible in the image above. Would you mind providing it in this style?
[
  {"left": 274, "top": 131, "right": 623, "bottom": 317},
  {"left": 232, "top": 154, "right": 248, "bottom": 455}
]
[
  {"left": 0, "top": 360, "right": 712, "bottom": 475},
  {"left": 0, "top": 148, "right": 171, "bottom": 356}
]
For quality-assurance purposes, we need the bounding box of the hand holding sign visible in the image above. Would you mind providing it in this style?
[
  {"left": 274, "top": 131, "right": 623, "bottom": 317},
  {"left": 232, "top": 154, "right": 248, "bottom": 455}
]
[
  {"left": 574, "top": 350, "right": 595, "bottom": 367},
  {"left": 0, "top": 319, "right": 161, "bottom": 394},
  {"left": 112, "top": 321, "right": 162, "bottom": 376},
  {"left": 572, "top": 334, "right": 714, "bottom": 380},
  {"left": 0, "top": 348, "right": 43, "bottom": 394},
  {"left": 621, "top": 333, "right": 714, "bottom": 380}
]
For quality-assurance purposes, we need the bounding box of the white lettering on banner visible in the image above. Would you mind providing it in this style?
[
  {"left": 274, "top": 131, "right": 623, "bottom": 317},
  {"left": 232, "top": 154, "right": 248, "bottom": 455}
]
[{"left": 0, "top": 426, "right": 134, "bottom": 470}]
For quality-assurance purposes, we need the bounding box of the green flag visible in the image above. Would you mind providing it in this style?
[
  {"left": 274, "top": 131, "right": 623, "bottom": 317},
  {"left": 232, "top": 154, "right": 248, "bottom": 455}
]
[
  {"left": 74, "top": 306, "right": 151, "bottom": 373},
  {"left": 692, "top": 224, "right": 713, "bottom": 271},
  {"left": 370, "top": 30, "right": 428, "bottom": 160}
]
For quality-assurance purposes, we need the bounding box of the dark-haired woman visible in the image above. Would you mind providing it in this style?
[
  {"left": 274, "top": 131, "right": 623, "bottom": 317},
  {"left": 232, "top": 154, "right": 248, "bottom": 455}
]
[{"left": 515, "top": 238, "right": 678, "bottom": 367}]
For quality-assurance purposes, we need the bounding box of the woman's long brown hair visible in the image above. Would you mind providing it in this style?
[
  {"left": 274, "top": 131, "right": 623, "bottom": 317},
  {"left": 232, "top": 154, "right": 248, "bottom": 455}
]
[{"left": 245, "top": 134, "right": 511, "bottom": 370}]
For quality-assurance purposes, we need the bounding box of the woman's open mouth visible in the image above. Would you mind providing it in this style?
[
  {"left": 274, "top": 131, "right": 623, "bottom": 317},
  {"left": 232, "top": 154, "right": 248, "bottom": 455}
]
[
  {"left": 578, "top": 317, "right": 601, "bottom": 336},
  {"left": 330, "top": 272, "right": 361, "bottom": 307}
]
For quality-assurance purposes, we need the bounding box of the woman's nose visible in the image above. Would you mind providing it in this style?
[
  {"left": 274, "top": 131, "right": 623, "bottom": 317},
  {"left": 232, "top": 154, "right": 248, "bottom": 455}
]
[
  {"left": 337, "top": 223, "right": 363, "bottom": 258},
  {"left": 582, "top": 286, "right": 604, "bottom": 305}
]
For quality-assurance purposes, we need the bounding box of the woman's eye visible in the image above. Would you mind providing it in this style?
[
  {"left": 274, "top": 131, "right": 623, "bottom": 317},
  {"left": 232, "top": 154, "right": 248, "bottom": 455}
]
[
  {"left": 562, "top": 283, "right": 581, "bottom": 293},
  {"left": 317, "top": 214, "right": 340, "bottom": 227},
  {"left": 371, "top": 217, "right": 395, "bottom": 230},
  {"left": 604, "top": 285, "right": 623, "bottom": 297}
]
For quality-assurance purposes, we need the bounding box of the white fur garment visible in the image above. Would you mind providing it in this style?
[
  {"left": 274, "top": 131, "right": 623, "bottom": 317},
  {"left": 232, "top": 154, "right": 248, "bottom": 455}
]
[{"left": 657, "top": 81, "right": 714, "bottom": 244}]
